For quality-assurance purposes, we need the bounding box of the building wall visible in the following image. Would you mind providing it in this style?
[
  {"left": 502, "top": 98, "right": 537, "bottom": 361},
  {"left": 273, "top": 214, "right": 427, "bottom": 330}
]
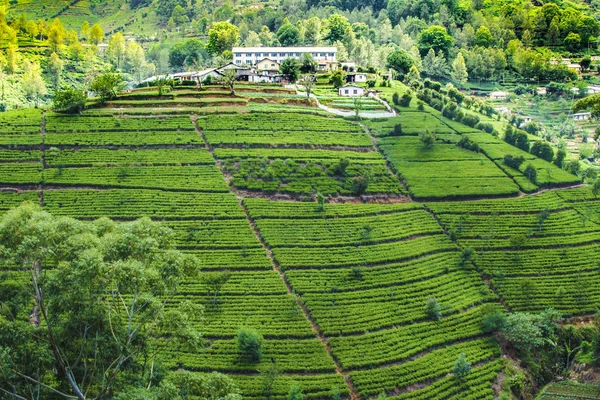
[
  {"left": 257, "top": 59, "right": 280, "bottom": 71},
  {"left": 233, "top": 47, "right": 337, "bottom": 66}
]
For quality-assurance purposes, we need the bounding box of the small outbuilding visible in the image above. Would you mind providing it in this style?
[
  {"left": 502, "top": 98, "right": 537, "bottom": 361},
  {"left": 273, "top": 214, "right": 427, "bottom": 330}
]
[
  {"left": 346, "top": 73, "right": 367, "bottom": 84},
  {"left": 572, "top": 112, "right": 591, "bottom": 121},
  {"left": 489, "top": 91, "right": 508, "bottom": 100},
  {"left": 339, "top": 85, "right": 364, "bottom": 97}
]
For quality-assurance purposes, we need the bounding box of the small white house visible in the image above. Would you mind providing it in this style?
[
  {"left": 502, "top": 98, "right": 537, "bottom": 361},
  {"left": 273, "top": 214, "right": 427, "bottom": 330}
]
[
  {"left": 490, "top": 91, "right": 508, "bottom": 100},
  {"left": 495, "top": 107, "right": 511, "bottom": 115},
  {"left": 339, "top": 85, "right": 364, "bottom": 97},
  {"left": 567, "top": 63, "right": 582, "bottom": 73},
  {"left": 256, "top": 58, "right": 280, "bottom": 72},
  {"left": 347, "top": 73, "right": 367, "bottom": 83},
  {"left": 572, "top": 112, "right": 591, "bottom": 121},
  {"left": 587, "top": 86, "right": 600, "bottom": 94},
  {"left": 341, "top": 62, "right": 356, "bottom": 71},
  {"left": 536, "top": 87, "right": 547, "bottom": 96}
]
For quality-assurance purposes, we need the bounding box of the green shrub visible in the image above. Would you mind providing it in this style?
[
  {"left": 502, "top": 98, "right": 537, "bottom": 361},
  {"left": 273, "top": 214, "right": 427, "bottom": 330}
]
[
  {"left": 52, "top": 88, "right": 87, "bottom": 114},
  {"left": 237, "top": 328, "right": 263, "bottom": 362}
]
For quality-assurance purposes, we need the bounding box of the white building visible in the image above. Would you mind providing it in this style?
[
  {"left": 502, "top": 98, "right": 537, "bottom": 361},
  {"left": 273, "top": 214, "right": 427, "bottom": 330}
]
[
  {"left": 489, "top": 91, "right": 508, "bottom": 100},
  {"left": 572, "top": 112, "right": 591, "bottom": 121},
  {"left": 339, "top": 85, "right": 364, "bottom": 97},
  {"left": 587, "top": 86, "right": 600, "bottom": 94},
  {"left": 233, "top": 46, "right": 337, "bottom": 67}
]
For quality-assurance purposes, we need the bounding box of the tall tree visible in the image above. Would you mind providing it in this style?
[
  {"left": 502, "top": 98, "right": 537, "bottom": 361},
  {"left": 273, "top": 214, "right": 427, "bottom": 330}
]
[
  {"left": 206, "top": 22, "right": 240, "bottom": 56},
  {"left": 21, "top": 61, "right": 47, "bottom": 107},
  {"left": 48, "top": 52, "right": 64, "bottom": 88},
  {"left": 106, "top": 32, "right": 126, "bottom": 68},
  {"left": 0, "top": 203, "right": 204, "bottom": 399},
  {"left": 47, "top": 18, "right": 66, "bottom": 52},
  {"left": 451, "top": 52, "right": 468, "bottom": 84},
  {"left": 89, "top": 23, "right": 103, "bottom": 45},
  {"left": 418, "top": 25, "right": 454, "bottom": 57}
]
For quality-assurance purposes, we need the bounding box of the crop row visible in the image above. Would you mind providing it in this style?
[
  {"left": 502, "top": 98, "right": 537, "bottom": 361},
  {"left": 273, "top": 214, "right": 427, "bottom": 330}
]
[
  {"left": 245, "top": 198, "right": 422, "bottom": 219},
  {"left": 427, "top": 191, "right": 566, "bottom": 214},
  {"left": 181, "top": 248, "right": 272, "bottom": 270},
  {"left": 198, "top": 112, "right": 361, "bottom": 133},
  {"left": 0, "top": 163, "right": 42, "bottom": 185},
  {"left": 203, "top": 129, "right": 373, "bottom": 148},
  {"left": 45, "top": 116, "right": 194, "bottom": 132},
  {"left": 162, "top": 338, "right": 335, "bottom": 373},
  {"left": 179, "top": 270, "right": 288, "bottom": 295},
  {"left": 0, "top": 109, "right": 42, "bottom": 130},
  {"left": 286, "top": 253, "right": 463, "bottom": 294},
  {"left": 254, "top": 209, "right": 442, "bottom": 248},
  {"left": 379, "top": 137, "right": 520, "bottom": 199},
  {"left": 475, "top": 243, "right": 600, "bottom": 276},
  {"left": 43, "top": 189, "right": 246, "bottom": 219},
  {"left": 166, "top": 293, "right": 314, "bottom": 338},
  {"left": 271, "top": 234, "right": 456, "bottom": 269},
  {"left": 213, "top": 148, "right": 385, "bottom": 161},
  {"left": 302, "top": 270, "right": 496, "bottom": 335},
  {"left": 229, "top": 161, "right": 401, "bottom": 196},
  {"left": 328, "top": 305, "right": 492, "bottom": 369},
  {"left": 538, "top": 381, "right": 600, "bottom": 399},
  {"left": 0, "top": 134, "right": 43, "bottom": 145},
  {"left": 44, "top": 165, "right": 229, "bottom": 192},
  {"left": 388, "top": 359, "right": 502, "bottom": 400},
  {"left": 45, "top": 148, "right": 214, "bottom": 167},
  {"left": 493, "top": 271, "right": 600, "bottom": 315},
  {"left": 0, "top": 150, "right": 41, "bottom": 162},
  {"left": 165, "top": 219, "right": 260, "bottom": 249},
  {"left": 349, "top": 338, "right": 500, "bottom": 396},
  {"left": 0, "top": 190, "right": 39, "bottom": 213},
  {"left": 231, "top": 373, "right": 347, "bottom": 400},
  {"left": 45, "top": 131, "right": 203, "bottom": 146},
  {"left": 364, "top": 114, "right": 454, "bottom": 137}
]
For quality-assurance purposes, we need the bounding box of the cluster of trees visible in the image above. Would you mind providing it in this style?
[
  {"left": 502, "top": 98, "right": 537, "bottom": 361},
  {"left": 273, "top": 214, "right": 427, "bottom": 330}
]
[{"left": 0, "top": 203, "right": 241, "bottom": 399}]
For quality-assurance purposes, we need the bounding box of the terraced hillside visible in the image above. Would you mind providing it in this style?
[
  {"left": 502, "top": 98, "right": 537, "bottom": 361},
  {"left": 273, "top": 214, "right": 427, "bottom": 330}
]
[{"left": 0, "top": 84, "right": 597, "bottom": 399}]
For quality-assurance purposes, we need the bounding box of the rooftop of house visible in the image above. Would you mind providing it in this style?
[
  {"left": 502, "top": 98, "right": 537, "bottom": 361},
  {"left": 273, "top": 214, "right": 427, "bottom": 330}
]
[{"left": 233, "top": 46, "right": 337, "bottom": 53}]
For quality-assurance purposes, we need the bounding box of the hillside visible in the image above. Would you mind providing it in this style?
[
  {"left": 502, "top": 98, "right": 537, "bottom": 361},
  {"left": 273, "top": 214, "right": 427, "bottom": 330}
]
[{"left": 2, "top": 80, "right": 600, "bottom": 399}]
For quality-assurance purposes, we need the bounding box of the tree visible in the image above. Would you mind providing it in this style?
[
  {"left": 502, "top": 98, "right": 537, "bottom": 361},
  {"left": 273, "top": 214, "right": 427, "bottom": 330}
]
[
  {"left": 593, "top": 179, "right": 600, "bottom": 197},
  {"left": 164, "top": 371, "right": 241, "bottom": 400},
  {"left": 324, "top": 14, "right": 351, "bottom": 44},
  {"left": 453, "top": 354, "right": 472, "bottom": 378},
  {"left": 48, "top": 52, "right": 64, "bottom": 88},
  {"left": 155, "top": 77, "right": 174, "bottom": 96},
  {"left": 524, "top": 164, "right": 537, "bottom": 184},
  {"left": 0, "top": 203, "right": 203, "bottom": 399},
  {"left": 89, "top": 23, "right": 103, "bottom": 45},
  {"left": 277, "top": 23, "right": 301, "bottom": 46},
  {"left": 421, "top": 49, "right": 449, "bottom": 80},
  {"left": 90, "top": 72, "right": 124, "bottom": 102},
  {"left": 280, "top": 58, "right": 302, "bottom": 83},
  {"left": 419, "top": 129, "right": 436, "bottom": 149},
  {"left": 418, "top": 25, "right": 454, "bottom": 57},
  {"left": 353, "top": 96, "right": 363, "bottom": 121},
  {"left": 171, "top": 5, "right": 189, "bottom": 26},
  {"left": 351, "top": 175, "right": 369, "bottom": 195},
  {"left": 329, "top": 69, "right": 346, "bottom": 88},
  {"left": 204, "top": 271, "right": 231, "bottom": 304},
  {"left": 574, "top": 93, "right": 600, "bottom": 118},
  {"left": 106, "top": 32, "right": 126, "bottom": 68},
  {"left": 25, "top": 20, "right": 38, "bottom": 39},
  {"left": 501, "top": 310, "right": 562, "bottom": 352},
  {"left": 237, "top": 328, "right": 263, "bottom": 362},
  {"left": 530, "top": 141, "right": 554, "bottom": 162},
  {"left": 299, "top": 74, "right": 316, "bottom": 104},
  {"left": 386, "top": 49, "right": 414, "bottom": 76},
  {"left": 451, "top": 53, "right": 468, "bottom": 84},
  {"left": 156, "top": 0, "right": 186, "bottom": 19},
  {"left": 288, "top": 384, "right": 304, "bottom": 400},
  {"left": 316, "top": 192, "right": 326, "bottom": 212},
  {"left": 564, "top": 32, "right": 581, "bottom": 52},
  {"left": 80, "top": 21, "right": 90, "bottom": 41},
  {"left": 474, "top": 26, "right": 494, "bottom": 47},
  {"left": 304, "top": 17, "right": 321, "bottom": 45},
  {"left": 52, "top": 88, "right": 87, "bottom": 114},
  {"left": 206, "top": 22, "right": 240, "bottom": 56},
  {"left": 299, "top": 53, "right": 317, "bottom": 73},
  {"left": 47, "top": 18, "right": 66, "bottom": 52},
  {"left": 425, "top": 297, "right": 442, "bottom": 320},
  {"left": 21, "top": 61, "right": 47, "bottom": 107},
  {"left": 222, "top": 68, "right": 238, "bottom": 95},
  {"left": 124, "top": 41, "right": 149, "bottom": 83}
]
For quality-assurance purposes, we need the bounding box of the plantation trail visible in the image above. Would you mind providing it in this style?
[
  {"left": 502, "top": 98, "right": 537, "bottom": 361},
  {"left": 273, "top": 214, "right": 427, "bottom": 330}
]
[{"left": 190, "top": 115, "right": 361, "bottom": 400}]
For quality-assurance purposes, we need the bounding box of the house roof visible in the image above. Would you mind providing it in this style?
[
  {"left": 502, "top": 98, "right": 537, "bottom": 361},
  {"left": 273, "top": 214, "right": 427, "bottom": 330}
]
[
  {"left": 340, "top": 85, "right": 364, "bottom": 89},
  {"left": 233, "top": 46, "right": 337, "bottom": 53},
  {"left": 257, "top": 58, "right": 279, "bottom": 64}
]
